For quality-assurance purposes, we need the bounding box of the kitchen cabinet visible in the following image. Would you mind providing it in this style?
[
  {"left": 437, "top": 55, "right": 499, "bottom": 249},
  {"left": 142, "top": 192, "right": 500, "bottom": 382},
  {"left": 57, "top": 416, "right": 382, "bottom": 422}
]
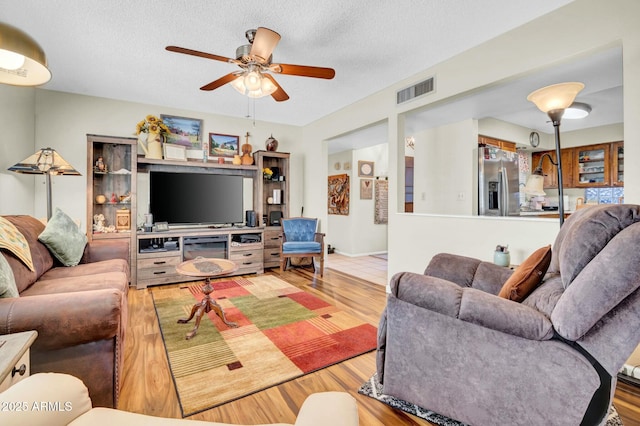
[
  {"left": 531, "top": 148, "right": 574, "bottom": 189},
  {"left": 574, "top": 143, "right": 611, "bottom": 187},
  {"left": 532, "top": 141, "right": 623, "bottom": 189},
  {"left": 611, "top": 141, "right": 624, "bottom": 187},
  {"left": 478, "top": 136, "right": 516, "bottom": 152}
]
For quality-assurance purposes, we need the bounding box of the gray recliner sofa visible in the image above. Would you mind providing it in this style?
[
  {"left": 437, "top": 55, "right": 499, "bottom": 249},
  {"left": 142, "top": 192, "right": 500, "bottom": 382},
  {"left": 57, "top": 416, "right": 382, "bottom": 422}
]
[{"left": 377, "top": 204, "right": 640, "bottom": 426}]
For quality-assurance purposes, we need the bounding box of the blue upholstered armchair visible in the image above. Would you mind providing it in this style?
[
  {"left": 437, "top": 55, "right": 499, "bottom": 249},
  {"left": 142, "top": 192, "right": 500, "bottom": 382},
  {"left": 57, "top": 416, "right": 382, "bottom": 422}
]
[{"left": 280, "top": 218, "right": 325, "bottom": 276}]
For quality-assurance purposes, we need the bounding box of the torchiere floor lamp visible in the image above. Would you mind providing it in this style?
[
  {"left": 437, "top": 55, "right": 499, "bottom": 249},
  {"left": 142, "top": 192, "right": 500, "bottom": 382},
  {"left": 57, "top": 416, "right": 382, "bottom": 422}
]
[{"left": 525, "top": 82, "right": 585, "bottom": 226}]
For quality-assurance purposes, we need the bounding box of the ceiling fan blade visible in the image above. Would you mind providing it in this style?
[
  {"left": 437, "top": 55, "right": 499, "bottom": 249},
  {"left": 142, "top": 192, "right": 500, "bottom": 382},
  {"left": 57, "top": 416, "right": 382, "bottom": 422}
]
[
  {"left": 264, "top": 74, "right": 289, "bottom": 102},
  {"left": 200, "top": 73, "right": 238, "bottom": 91},
  {"left": 272, "top": 63, "right": 335, "bottom": 79},
  {"left": 166, "top": 45, "right": 233, "bottom": 63},
  {"left": 250, "top": 27, "right": 281, "bottom": 63}
]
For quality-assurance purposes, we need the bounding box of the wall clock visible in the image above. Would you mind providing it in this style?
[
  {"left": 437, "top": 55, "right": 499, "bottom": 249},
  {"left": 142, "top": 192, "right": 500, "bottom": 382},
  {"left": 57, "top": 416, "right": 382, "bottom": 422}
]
[{"left": 529, "top": 131, "right": 540, "bottom": 148}]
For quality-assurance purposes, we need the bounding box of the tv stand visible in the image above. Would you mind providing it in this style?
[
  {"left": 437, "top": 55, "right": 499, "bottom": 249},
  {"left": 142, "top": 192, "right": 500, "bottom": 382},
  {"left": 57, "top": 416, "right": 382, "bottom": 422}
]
[{"left": 136, "top": 227, "right": 264, "bottom": 289}]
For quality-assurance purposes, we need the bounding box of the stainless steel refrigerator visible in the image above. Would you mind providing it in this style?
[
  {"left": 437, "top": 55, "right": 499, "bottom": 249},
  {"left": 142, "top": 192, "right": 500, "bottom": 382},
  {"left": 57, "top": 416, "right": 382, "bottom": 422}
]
[{"left": 478, "top": 146, "right": 520, "bottom": 216}]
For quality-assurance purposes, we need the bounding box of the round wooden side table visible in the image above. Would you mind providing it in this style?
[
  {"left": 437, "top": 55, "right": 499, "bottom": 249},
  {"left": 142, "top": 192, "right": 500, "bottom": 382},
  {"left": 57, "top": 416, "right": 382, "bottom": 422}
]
[{"left": 175, "top": 257, "right": 239, "bottom": 340}]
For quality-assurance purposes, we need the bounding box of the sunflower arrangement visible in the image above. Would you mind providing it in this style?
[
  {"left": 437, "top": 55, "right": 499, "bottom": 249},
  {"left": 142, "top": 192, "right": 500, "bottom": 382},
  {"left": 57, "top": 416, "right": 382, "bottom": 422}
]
[{"left": 135, "top": 115, "right": 170, "bottom": 135}]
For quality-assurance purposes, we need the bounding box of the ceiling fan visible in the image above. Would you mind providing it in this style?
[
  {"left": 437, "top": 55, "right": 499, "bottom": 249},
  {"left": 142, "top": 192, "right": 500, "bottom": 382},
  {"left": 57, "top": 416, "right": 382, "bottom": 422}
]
[{"left": 166, "top": 27, "right": 335, "bottom": 102}]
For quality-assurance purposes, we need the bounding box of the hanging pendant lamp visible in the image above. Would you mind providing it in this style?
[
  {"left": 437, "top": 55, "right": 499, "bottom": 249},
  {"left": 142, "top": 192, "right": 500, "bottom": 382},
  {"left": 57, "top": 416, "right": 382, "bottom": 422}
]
[{"left": 0, "top": 21, "right": 51, "bottom": 86}]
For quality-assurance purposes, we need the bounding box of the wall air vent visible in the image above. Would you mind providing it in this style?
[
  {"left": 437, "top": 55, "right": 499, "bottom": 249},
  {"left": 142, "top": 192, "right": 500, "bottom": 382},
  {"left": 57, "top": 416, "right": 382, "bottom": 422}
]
[{"left": 396, "top": 76, "right": 435, "bottom": 104}]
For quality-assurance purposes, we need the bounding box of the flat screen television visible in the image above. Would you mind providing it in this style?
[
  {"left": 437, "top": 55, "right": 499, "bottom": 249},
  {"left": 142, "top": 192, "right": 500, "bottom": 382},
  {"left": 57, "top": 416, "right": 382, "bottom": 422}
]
[{"left": 149, "top": 171, "right": 244, "bottom": 227}]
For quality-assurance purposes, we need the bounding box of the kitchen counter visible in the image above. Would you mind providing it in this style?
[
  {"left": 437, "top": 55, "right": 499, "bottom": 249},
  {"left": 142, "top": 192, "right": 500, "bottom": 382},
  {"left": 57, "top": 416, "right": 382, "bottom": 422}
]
[{"left": 519, "top": 210, "right": 575, "bottom": 217}]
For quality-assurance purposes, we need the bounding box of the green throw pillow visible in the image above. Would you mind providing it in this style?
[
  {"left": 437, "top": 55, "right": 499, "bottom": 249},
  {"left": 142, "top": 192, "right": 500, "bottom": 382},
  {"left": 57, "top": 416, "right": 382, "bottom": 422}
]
[
  {"left": 0, "top": 253, "right": 19, "bottom": 298},
  {"left": 38, "top": 208, "right": 88, "bottom": 267}
]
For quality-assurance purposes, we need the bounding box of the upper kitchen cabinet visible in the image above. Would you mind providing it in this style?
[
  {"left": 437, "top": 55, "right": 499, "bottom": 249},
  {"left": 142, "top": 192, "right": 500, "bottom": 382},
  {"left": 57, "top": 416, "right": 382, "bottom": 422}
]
[
  {"left": 574, "top": 143, "right": 611, "bottom": 187},
  {"left": 531, "top": 148, "right": 574, "bottom": 189},
  {"left": 611, "top": 141, "right": 624, "bottom": 187},
  {"left": 478, "top": 136, "right": 516, "bottom": 152}
]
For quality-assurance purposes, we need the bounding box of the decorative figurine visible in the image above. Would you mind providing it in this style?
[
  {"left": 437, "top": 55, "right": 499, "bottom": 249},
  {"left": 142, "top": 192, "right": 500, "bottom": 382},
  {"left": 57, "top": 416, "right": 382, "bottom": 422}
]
[
  {"left": 110, "top": 192, "right": 118, "bottom": 204},
  {"left": 241, "top": 132, "right": 254, "bottom": 165},
  {"left": 95, "top": 156, "right": 107, "bottom": 172},
  {"left": 92, "top": 214, "right": 116, "bottom": 233}
]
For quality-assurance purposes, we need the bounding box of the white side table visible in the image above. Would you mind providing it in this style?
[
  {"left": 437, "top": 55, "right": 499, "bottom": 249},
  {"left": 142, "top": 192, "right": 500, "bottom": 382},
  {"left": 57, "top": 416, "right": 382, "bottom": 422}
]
[{"left": 0, "top": 330, "right": 38, "bottom": 392}]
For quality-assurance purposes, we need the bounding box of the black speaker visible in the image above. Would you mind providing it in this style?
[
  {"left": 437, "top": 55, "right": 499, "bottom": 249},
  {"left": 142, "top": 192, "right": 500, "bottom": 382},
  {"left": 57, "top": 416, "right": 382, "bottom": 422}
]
[
  {"left": 269, "top": 211, "right": 283, "bottom": 226},
  {"left": 245, "top": 210, "right": 257, "bottom": 227}
]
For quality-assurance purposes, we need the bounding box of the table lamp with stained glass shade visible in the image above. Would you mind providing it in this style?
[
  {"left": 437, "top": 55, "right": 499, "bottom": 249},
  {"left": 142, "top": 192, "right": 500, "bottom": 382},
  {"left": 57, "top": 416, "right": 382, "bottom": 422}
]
[{"left": 8, "top": 147, "right": 81, "bottom": 219}]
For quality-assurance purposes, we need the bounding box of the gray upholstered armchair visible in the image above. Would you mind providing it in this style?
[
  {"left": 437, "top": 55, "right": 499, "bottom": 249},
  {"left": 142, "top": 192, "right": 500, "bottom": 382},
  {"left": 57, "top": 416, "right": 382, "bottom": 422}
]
[
  {"left": 280, "top": 217, "right": 325, "bottom": 276},
  {"left": 377, "top": 204, "right": 640, "bottom": 426}
]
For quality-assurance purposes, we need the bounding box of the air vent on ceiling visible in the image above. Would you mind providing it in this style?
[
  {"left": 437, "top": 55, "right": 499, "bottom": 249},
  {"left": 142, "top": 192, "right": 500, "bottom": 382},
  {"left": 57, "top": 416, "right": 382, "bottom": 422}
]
[{"left": 396, "top": 76, "right": 435, "bottom": 104}]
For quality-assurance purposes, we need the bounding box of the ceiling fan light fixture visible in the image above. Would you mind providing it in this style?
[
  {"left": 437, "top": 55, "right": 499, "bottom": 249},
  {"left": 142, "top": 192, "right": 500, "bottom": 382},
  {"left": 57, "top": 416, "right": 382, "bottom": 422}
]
[
  {"left": 260, "top": 75, "right": 277, "bottom": 95},
  {"left": 231, "top": 75, "right": 247, "bottom": 95},
  {"left": 244, "top": 69, "right": 262, "bottom": 91}
]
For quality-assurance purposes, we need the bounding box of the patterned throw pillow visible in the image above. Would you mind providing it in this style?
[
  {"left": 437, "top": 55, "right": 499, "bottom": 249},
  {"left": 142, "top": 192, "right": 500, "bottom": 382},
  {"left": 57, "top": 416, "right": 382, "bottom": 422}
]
[
  {"left": 0, "top": 216, "right": 35, "bottom": 272},
  {"left": 38, "top": 208, "right": 88, "bottom": 267},
  {"left": 0, "top": 253, "right": 19, "bottom": 298}
]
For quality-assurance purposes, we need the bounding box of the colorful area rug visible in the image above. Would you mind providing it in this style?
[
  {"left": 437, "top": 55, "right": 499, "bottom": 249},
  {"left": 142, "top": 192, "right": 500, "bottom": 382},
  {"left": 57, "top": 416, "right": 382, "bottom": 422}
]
[
  {"left": 152, "top": 275, "right": 378, "bottom": 417},
  {"left": 359, "top": 373, "right": 624, "bottom": 426}
]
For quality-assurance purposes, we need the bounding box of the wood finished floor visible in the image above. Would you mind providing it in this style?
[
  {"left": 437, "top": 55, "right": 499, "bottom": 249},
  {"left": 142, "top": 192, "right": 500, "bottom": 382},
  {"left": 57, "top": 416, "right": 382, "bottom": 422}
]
[{"left": 119, "top": 266, "right": 640, "bottom": 425}]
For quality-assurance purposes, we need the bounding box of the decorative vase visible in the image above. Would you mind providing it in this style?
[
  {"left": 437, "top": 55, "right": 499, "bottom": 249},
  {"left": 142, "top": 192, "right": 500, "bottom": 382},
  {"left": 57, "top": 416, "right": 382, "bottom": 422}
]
[
  {"left": 265, "top": 134, "right": 278, "bottom": 151},
  {"left": 493, "top": 250, "right": 511, "bottom": 267},
  {"left": 138, "top": 132, "right": 163, "bottom": 159},
  {"left": 232, "top": 154, "right": 242, "bottom": 165}
]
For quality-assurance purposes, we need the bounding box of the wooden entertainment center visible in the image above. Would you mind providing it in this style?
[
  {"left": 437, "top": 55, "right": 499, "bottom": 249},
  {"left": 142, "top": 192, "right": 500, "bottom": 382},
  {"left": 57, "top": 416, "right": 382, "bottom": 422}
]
[
  {"left": 136, "top": 227, "right": 264, "bottom": 289},
  {"left": 86, "top": 134, "right": 290, "bottom": 289}
]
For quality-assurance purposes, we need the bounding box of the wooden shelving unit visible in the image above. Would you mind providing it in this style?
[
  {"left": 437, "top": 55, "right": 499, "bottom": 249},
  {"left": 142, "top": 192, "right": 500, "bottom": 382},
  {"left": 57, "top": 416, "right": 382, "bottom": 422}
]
[
  {"left": 86, "top": 134, "right": 138, "bottom": 283},
  {"left": 253, "top": 151, "right": 290, "bottom": 268}
]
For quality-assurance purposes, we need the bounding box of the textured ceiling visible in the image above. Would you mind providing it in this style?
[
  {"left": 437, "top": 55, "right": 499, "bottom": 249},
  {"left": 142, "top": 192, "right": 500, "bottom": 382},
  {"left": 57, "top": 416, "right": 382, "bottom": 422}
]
[{"left": 1, "top": 0, "right": 575, "bottom": 126}]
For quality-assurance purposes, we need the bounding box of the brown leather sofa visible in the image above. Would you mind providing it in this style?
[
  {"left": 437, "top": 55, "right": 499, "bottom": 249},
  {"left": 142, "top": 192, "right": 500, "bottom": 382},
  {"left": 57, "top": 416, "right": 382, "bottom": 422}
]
[{"left": 0, "top": 215, "right": 129, "bottom": 408}]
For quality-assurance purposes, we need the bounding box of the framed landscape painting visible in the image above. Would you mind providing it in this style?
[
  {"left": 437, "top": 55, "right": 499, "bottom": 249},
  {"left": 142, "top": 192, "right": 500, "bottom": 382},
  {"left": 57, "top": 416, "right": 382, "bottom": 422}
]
[
  {"left": 209, "top": 133, "right": 239, "bottom": 158},
  {"left": 161, "top": 115, "right": 203, "bottom": 153}
]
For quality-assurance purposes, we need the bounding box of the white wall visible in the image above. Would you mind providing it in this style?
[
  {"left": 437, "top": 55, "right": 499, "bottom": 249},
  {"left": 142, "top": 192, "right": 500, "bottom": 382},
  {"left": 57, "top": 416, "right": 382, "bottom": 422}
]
[
  {"left": 0, "top": 85, "right": 37, "bottom": 215},
  {"left": 327, "top": 144, "right": 388, "bottom": 256},
  {"left": 302, "top": 0, "right": 640, "bottom": 286},
  {"left": 327, "top": 150, "right": 353, "bottom": 253},
  {"left": 14, "top": 90, "right": 303, "bottom": 228},
  {"left": 413, "top": 119, "right": 477, "bottom": 215}
]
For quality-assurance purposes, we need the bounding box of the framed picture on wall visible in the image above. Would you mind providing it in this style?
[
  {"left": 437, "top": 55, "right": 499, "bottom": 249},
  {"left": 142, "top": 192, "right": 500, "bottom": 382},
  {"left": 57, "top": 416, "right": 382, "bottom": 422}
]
[
  {"left": 358, "top": 160, "right": 374, "bottom": 177},
  {"left": 208, "top": 133, "right": 239, "bottom": 159},
  {"left": 163, "top": 143, "right": 187, "bottom": 161},
  {"left": 160, "top": 114, "right": 203, "bottom": 159},
  {"left": 360, "top": 179, "right": 373, "bottom": 199},
  {"left": 328, "top": 174, "right": 350, "bottom": 215}
]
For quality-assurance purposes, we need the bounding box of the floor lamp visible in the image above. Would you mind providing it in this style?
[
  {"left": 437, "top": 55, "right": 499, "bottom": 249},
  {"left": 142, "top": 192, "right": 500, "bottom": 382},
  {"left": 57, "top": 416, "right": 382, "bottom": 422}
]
[
  {"left": 525, "top": 82, "right": 585, "bottom": 226},
  {"left": 8, "top": 147, "right": 81, "bottom": 220}
]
